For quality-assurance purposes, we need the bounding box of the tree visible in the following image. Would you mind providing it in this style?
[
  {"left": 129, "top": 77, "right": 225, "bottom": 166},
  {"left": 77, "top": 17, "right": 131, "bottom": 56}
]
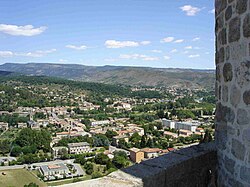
[
  {"left": 140, "top": 135, "right": 147, "bottom": 148},
  {"left": 91, "top": 171, "right": 103, "bottom": 179},
  {"left": 0, "top": 139, "right": 11, "bottom": 155},
  {"left": 11, "top": 146, "right": 22, "bottom": 157},
  {"left": 105, "top": 130, "right": 118, "bottom": 141},
  {"left": 84, "top": 162, "right": 94, "bottom": 175},
  {"left": 156, "top": 110, "right": 165, "bottom": 119},
  {"left": 24, "top": 182, "right": 39, "bottom": 187},
  {"left": 95, "top": 153, "right": 110, "bottom": 165},
  {"left": 75, "top": 155, "right": 86, "bottom": 165},
  {"left": 200, "top": 129, "right": 213, "bottom": 143},
  {"left": 58, "top": 148, "right": 69, "bottom": 160},
  {"left": 93, "top": 134, "right": 109, "bottom": 147},
  {"left": 146, "top": 138, "right": 154, "bottom": 148},
  {"left": 112, "top": 151, "right": 129, "bottom": 169}
]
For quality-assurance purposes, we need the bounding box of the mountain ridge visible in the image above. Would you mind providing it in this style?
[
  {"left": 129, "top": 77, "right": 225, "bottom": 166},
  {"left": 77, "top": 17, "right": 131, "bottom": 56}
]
[{"left": 0, "top": 63, "right": 215, "bottom": 89}]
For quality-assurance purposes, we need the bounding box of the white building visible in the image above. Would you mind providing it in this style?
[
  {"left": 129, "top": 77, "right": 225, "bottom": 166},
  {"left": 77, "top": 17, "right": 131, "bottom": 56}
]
[
  {"left": 40, "top": 163, "right": 69, "bottom": 178},
  {"left": 162, "top": 119, "right": 175, "bottom": 129},
  {"left": 162, "top": 119, "right": 199, "bottom": 132},
  {"left": 91, "top": 120, "right": 110, "bottom": 126},
  {"left": 68, "top": 142, "right": 90, "bottom": 154},
  {"left": 0, "top": 122, "right": 8, "bottom": 131},
  {"left": 175, "top": 122, "right": 198, "bottom": 132}
]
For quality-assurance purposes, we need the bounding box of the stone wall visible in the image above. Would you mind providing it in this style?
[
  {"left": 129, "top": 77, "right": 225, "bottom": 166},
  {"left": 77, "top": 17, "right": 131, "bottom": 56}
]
[
  {"left": 215, "top": 0, "right": 250, "bottom": 186},
  {"left": 59, "top": 142, "right": 216, "bottom": 187}
]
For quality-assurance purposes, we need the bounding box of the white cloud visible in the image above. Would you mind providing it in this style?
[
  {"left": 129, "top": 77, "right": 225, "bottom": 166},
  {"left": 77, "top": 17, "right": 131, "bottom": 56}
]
[
  {"left": 59, "top": 59, "right": 68, "bottom": 63},
  {"left": 0, "top": 24, "right": 47, "bottom": 36},
  {"left": 180, "top": 5, "right": 201, "bottom": 16},
  {"left": 119, "top": 54, "right": 158, "bottom": 61},
  {"left": 140, "top": 41, "right": 151, "bottom": 45},
  {"left": 185, "top": 46, "right": 193, "bottom": 49},
  {"left": 183, "top": 51, "right": 189, "bottom": 54},
  {"left": 163, "top": 55, "right": 170, "bottom": 60},
  {"left": 66, "top": 45, "right": 87, "bottom": 50},
  {"left": 161, "top": 37, "right": 175, "bottom": 43},
  {"left": 209, "top": 9, "right": 215, "bottom": 14},
  {"left": 143, "top": 57, "right": 159, "bottom": 61},
  {"left": 0, "top": 51, "right": 14, "bottom": 57},
  {"left": 174, "top": 39, "right": 184, "bottom": 43},
  {"left": 15, "top": 49, "right": 56, "bottom": 57},
  {"left": 105, "top": 40, "right": 139, "bottom": 48},
  {"left": 188, "top": 54, "right": 200, "bottom": 58},
  {"left": 192, "top": 37, "right": 200, "bottom": 41},
  {"left": 151, "top": 50, "right": 162, "bottom": 53},
  {"left": 170, "top": 49, "right": 178, "bottom": 53},
  {"left": 194, "top": 47, "right": 201, "bottom": 50}
]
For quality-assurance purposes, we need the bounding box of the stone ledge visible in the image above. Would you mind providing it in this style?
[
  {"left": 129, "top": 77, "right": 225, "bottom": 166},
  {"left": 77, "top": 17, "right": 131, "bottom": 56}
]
[{"left": 58, "top": 142, "right": 217, "bottom": 187}]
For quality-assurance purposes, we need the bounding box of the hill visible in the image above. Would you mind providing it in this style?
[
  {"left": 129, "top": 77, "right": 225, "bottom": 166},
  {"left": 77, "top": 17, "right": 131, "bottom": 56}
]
[{"left": 0, "top": 63, "right": 215, "bottom": 89}]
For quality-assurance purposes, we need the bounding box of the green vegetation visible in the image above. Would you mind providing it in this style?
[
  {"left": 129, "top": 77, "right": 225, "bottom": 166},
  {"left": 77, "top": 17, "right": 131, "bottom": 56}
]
[
  {"left": 0, "top": 169, "right": 46, "bottom": 187},
  {"left": 9, "top": 128, "right": 52, "bottom": 164}
]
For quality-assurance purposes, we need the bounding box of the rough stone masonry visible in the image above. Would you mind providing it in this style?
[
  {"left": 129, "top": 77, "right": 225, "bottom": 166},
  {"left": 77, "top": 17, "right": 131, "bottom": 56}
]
[{"left": 215, "top": 0, "right": 250, "bottom": 186}]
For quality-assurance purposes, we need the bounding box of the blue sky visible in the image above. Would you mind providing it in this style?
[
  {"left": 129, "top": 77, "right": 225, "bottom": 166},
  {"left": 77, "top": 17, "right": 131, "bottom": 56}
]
[{"left": 0, "top": 0, "right": 215, "bottom": 69}]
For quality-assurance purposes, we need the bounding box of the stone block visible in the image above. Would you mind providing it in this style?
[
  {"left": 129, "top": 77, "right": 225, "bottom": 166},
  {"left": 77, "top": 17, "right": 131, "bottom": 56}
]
[
  {"left": 236, "top": 0, "right": 248, "bottom": 15},
  {"left": 223, "top": 63, "right": 233, "bottom": 82},
  {"left": 229, "top": 17, "right": 241, "bottom": 43},
  {"left": 231, "top": 139, "right": 246, "bottom": 161}
]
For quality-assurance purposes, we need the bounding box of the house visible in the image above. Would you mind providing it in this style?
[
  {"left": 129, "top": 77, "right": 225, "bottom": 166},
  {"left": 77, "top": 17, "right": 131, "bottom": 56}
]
[
  {"left": 56, "top": 132, "right": 70, "bottom": 139},
  {"left": 141, "top": 148, "right": 162, "bottom": 159},
  {"left": 163, "top": 131, "right": 178, "bottom": 138},
  {"left": 91, "top": 120, "right": 110, "bottom": 126},
  {"left": 179, "top": 129, "right": 193, "bottom": 137},
  {"left": 40, "top": 163, "right": 70, "bottom": 178},
  {"left": 68, "top": 142, "right": 90, "bottom": 154},
  {"left": 129, "top": 148, "right": 144, "bottom": 163},
  {"left": 0, "top": 122, "right": 8, "bottom": 131},
  {"left": 112, "top": 135, "right": 129, "bottom": 146},
  {"left": 52, "top": 146, "right": 68, "bottom": 159},
  {"left": 196, "top": 128, "right": 204, "bottom": 133},
  {"left": 17, "top": 123, "right": 27, "bottom": 128}
]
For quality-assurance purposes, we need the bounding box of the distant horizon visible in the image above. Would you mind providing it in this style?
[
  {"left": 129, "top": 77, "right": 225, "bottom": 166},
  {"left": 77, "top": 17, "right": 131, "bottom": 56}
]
[
  {"left": 0, "top": 62, "right": 215, "bottom": 70},
  {"left": 0, "top": 0, "right": 215, "bottom": 69}
]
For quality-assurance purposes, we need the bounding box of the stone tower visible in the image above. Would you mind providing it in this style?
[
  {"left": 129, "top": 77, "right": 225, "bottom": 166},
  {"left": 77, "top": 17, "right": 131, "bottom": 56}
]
[{"left": 215, "top": 0, "right": 250, "bottom": 185}]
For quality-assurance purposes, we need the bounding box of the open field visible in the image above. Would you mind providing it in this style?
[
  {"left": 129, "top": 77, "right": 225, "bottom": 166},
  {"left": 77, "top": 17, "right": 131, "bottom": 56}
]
[{"left": 0, "top": 169, "right": 47, "bottom": 187}]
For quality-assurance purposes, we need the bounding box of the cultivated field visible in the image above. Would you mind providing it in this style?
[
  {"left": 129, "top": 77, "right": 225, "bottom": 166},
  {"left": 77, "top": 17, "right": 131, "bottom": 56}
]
[{"left": 0, "top": 169, "right": 47, "bottom": 187}]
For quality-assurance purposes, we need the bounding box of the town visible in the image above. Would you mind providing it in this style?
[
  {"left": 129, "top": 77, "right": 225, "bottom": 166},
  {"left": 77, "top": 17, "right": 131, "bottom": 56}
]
[{"left": 0, "top": 75, "right": 215, "bottom": 186}]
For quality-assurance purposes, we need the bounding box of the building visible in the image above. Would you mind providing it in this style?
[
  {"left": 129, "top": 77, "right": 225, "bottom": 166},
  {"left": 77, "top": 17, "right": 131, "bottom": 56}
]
[
  {"left": 17, "top": 123, "right": 27, "bottom": 128},
  {"left": 175, "top": 122, "right": 198, "bottom": 132},
  {"left": 112, "top": 135, "right": 129, "bottom": 146},
  {"left": 52, "top": 146, "right": 68, "bottom": 159},
  {"left": 91, "top": 120, "right": 110, "bottom": 126},
  {"left": 0, "top": 122, "right": 8, "bottom": 131},
  {"left": 162, "top": 119, "right": 175, "bottom": 129},
  {"left": 163, "top": 131, "right": 178, "bottom": 138},
  {"left": 40, "top": 163, "right": 70, "bottom": 178},
  {"left": 68, "top": 142, "right": 90, "bottom": 154},
  {"left": 179, "top": 129, "right": 193, "bottom": 137},
  {"left": 141, "top": 148, "right": 162, "bottom": 159},
  {"left": 129, "top": 148, "right": 144, "bottom": 163},
  {"left": 162, "top": 119, "right": 199, "bottom": 132}
]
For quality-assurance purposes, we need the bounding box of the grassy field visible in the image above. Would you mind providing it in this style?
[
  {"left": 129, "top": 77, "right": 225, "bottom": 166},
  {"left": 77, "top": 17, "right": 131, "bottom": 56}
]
[
  {"left": 0, "top": 169, "right": 47, "bottom": 187},
  {"left": 46, "top": 175, "right": 92, "bottom": 186}
]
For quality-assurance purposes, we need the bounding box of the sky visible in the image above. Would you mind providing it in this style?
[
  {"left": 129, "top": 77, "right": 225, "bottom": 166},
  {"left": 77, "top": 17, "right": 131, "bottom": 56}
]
[{"left": 0, "top": 0, "right": 215, "bottom": 69}]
